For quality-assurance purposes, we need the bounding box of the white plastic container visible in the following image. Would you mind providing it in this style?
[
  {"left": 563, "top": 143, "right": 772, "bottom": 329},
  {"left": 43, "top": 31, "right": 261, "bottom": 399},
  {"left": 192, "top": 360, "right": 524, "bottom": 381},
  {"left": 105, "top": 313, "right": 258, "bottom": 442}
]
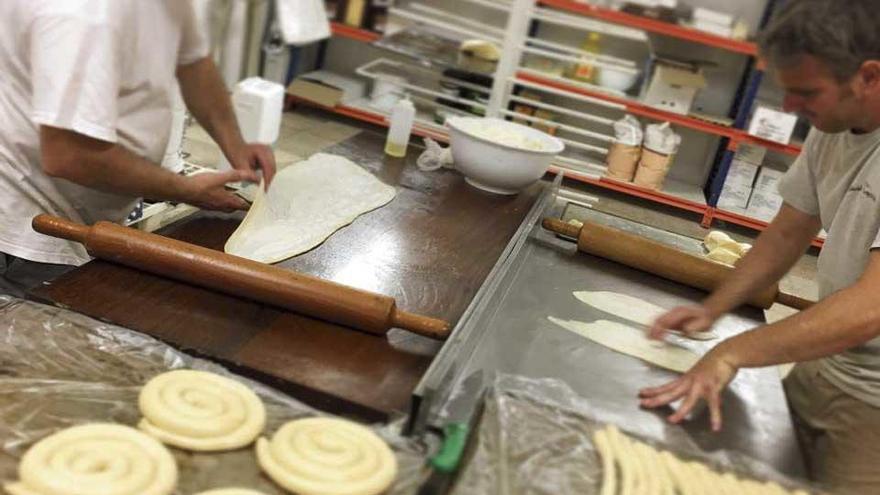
[
  {"left": 218, "top": 77, "right": 285, "bottom": 171},
  {"left": 384, "top": 97, "right": 415, "bottom": 157}
]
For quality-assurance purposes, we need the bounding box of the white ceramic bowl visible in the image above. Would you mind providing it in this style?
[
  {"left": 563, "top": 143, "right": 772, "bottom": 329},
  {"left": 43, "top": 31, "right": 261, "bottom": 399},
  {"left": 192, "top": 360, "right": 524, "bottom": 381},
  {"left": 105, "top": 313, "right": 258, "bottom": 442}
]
[
  {"left": 597, "top": 66, "right": 640, "bottom": 92},
  {"left": 447, "top": 117, "right": 564, "bottom": 195}
]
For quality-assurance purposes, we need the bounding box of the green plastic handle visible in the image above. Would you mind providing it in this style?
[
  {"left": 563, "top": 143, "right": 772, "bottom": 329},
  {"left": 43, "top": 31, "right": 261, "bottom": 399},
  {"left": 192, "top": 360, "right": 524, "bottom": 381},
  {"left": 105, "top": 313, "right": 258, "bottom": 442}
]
[{"left": 430, "top": 423, "right": 469, "bottom": 473}]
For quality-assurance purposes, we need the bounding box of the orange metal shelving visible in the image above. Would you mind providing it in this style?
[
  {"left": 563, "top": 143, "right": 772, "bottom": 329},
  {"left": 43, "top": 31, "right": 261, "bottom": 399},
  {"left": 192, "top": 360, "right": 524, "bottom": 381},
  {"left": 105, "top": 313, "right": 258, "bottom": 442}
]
[
  {"left": 517, "top": 71, "right": 802, "bottom": 156},
  {"left": 330, "top": 22, "right": 382, "bottom": 43},
  {"left": 537, "top": 0, "right": 758, "bottom": 56}
]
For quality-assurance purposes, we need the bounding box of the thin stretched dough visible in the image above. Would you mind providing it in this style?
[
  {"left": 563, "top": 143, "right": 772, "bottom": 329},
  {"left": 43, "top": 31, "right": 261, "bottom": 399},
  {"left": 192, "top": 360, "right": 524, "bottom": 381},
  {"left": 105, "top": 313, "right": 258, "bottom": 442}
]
[
  {"left": 573, "top": 291, "right": 718, "bottom": 341},
  {"left": 548, "top": 317, "right": 701, "bottom": 373},
  {"left": 225, "top": 153, "right": 396, "bottom": 263}
]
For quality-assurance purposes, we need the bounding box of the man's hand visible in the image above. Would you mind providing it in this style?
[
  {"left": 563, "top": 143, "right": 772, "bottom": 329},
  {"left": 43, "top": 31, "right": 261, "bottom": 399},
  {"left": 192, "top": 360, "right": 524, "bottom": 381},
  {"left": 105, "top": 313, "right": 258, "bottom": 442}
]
[
  {"left": 182, "top": 170, "right": 250, "bottom": 212},
  {"left": 638, "top": 348, "right": 739, "bottom": 432},
  {"left": 648, "top": 305, "right": 719, "bottom": 340},
  {"left": 229, "top": 143, "right": 276, "bottom": 188}
]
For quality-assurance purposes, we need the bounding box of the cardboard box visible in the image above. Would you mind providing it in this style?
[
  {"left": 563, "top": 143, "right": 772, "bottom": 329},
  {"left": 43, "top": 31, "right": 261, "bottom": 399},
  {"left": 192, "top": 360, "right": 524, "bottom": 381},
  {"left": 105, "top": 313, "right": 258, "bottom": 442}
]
[
  {"left": 725, "top": 158, "right": 760, "bottom": 187},
  {"left": 753, "top": 167, "right": 785, "bottom": 193},
  {"left": 643, "top": 59, "right": 707, "bottom": 115},
  {"left": 287, "top": 71, "right": 366, "bottom": 108},
  {"left": 748, "top": 106, "right": 799, "bottom": 144},
  {"left": 733, "top": 143, "right": 767, "bottom": 166},
  {"left": 746, "top": 188, "right": 784, "bottom": 222},
  {"left": 717, "top": 158, "right": 758, "bottom": 210},
  {"left": 718, "top": 182, "right": 754, "bottom": 211}
]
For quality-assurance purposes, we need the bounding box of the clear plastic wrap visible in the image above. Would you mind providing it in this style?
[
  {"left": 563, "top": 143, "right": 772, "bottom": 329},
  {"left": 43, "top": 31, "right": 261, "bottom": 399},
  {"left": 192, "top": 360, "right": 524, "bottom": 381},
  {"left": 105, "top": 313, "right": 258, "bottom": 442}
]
[
  {"left": 452, "top": 374, "right": 822, "bottom": 494},
  {"left": 0, "top": 296, "right": 426, "bottom": 494}
]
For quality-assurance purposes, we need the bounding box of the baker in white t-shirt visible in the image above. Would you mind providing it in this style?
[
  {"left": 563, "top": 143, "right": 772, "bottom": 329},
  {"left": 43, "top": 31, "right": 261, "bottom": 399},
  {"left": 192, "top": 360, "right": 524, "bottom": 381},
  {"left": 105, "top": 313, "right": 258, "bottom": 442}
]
[
  {"left": 0, "top": 1, "right": 276, "bottom": 296},
  {"left": 637, "top": 0, "right": 880, "bottom": 492}
]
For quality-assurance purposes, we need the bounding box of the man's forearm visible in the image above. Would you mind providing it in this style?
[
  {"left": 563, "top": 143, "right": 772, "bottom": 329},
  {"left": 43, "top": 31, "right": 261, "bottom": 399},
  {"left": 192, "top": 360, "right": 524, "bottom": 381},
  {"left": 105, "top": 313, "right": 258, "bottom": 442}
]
[
  {"left": 40, "top": 126, "right": 193, "bottom": 203},
  {"left": 702, "top": 205, "right": 820, "bottom": 316},
  {"left": 176, "top": 57, "right": 245, "bottom": 160},
  {"left": 718, "top": 280, "right": 880, "bottom": 368}
]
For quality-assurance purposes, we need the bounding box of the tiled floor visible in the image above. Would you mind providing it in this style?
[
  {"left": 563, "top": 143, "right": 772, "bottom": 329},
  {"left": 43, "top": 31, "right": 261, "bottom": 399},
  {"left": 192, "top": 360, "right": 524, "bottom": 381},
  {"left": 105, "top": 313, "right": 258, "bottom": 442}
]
[{"left": 184, "top": 106, "right": 819, "bottom": 328}]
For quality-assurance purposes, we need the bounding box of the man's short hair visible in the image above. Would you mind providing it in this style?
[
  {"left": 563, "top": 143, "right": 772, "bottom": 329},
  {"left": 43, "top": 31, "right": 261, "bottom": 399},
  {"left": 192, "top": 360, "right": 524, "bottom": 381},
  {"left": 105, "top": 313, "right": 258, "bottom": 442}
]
[{"left": 758, "top": 0, "right": 880, "bottom": 81}]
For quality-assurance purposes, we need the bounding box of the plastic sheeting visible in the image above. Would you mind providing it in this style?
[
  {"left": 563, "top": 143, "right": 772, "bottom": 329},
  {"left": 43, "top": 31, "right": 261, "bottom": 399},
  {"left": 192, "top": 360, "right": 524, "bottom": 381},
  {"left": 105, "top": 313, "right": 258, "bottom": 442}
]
[
  {"left": 0, "top": 296, "right": 425, "bottom": 494},
  {"left": 452, "top": 374, "right": 821, "bottom": 495}
]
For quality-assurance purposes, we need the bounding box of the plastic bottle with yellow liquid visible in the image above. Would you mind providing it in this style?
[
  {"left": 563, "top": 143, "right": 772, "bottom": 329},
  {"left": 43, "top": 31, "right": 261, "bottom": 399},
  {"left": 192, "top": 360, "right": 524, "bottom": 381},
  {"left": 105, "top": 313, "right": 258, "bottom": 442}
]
[
  {"left": 385, "top": 97, "right": 415, "bottom": 157},
  {"left": 569, "top": 32, "right": 602, "bottom": 84}
]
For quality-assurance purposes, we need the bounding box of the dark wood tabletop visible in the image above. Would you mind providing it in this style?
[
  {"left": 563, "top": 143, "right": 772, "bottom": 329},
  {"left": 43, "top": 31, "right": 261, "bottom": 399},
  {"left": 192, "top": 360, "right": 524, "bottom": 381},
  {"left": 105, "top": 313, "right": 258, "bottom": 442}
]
[{"left": 31, "top": 129, "right": 542, "bottom": 421}]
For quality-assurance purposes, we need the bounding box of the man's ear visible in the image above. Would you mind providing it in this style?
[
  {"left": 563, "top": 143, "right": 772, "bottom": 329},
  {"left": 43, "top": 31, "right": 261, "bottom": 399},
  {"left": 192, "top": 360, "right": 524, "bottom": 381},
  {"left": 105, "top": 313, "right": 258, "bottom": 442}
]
[{"left": 854, "top": 60, "right": 880, "bottom": 97}]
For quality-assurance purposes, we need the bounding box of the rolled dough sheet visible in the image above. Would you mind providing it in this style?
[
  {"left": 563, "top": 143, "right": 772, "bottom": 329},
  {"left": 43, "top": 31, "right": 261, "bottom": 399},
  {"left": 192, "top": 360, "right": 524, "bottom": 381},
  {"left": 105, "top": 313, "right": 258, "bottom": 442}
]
[
  {"left": 225, "top": 153, "right": 396, "bottom": 263},
  {"left": 573, "top": 291, "right": 718, "bottom": 341},
  {"left": 548, "top": 316, "right": 700, "bottom": 373}
]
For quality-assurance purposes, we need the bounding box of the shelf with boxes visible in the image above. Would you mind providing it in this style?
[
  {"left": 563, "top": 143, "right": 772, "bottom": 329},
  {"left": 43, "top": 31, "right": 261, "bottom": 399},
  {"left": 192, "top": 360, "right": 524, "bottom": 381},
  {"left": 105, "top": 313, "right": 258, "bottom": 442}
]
[{"left": 506, "top": 0, "right": 813, "bottom": 233}]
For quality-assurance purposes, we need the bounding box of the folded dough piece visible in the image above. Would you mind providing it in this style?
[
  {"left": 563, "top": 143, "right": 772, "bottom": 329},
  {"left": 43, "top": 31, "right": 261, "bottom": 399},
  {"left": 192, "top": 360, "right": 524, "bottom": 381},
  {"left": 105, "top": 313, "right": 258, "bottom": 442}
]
[
  {"left": 548, "top": 317, "right": 700, "bottom": 373},
  {"left": 703, "top": 230, "right": 751, "bottom": 266},
  {"left": 706, "top": 246, "right": 742, "bottom": 266},
  {"left": 704, "top": 230, "right": 734, "bottom": 251},
  {"left": 225, "top": 153, "right": 397, "bottom": 263}
]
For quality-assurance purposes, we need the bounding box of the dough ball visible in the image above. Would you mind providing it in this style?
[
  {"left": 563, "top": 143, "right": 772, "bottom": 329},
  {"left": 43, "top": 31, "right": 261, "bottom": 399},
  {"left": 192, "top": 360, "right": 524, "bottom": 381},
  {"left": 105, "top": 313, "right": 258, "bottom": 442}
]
[
  {"left": 256, "top": 417, "right": 398, "bottom": 495},
  {"left": 138, "top": 369, "right": 266, "bottom": 452},
  {"left": 4, "top": 423, "right": 177, "bottom": 495}
]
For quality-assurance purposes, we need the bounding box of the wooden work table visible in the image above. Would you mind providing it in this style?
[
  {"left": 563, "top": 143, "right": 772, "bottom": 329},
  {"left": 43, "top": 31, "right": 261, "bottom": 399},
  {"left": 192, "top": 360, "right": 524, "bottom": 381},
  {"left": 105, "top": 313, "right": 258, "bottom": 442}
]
[{"left": 31, "top": 129, "right": 543, "bottom": 421}]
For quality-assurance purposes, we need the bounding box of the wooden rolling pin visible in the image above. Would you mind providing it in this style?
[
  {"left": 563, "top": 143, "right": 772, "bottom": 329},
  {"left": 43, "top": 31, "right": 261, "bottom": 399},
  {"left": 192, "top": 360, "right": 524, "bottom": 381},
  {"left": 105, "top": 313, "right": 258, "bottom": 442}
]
[
  {"left": 542, "top": 218, "right": 814, "bottom": 311},
  {"left": 33, "top": 215, "right": 451, "bottom": 340}
]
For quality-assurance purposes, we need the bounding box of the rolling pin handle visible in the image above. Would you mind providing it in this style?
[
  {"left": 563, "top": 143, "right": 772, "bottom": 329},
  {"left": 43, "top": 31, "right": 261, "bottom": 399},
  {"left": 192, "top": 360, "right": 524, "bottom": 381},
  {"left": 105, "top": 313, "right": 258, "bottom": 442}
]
[
  {"left": 775, "top": 291, "right": 815, "bottom": 311},
  {"left": 541, "top": 218, "right": 582, "bottom": 239},
  {"left": 392, "top": 310, "right": 451, "bottom": 340},
  {"left": 32, "top": 214, "right": 90, "bottom": 244}
]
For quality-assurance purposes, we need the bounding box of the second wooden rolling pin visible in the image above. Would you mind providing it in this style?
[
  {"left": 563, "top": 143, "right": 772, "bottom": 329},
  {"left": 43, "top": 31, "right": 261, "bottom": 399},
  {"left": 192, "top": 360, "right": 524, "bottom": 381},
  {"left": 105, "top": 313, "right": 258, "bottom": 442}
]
[
  {"left": 542, "top": 218, "right": 814, "bottom": 311},
  {"left": 33, "top": 214, "right": 451, "bottom": 340}
]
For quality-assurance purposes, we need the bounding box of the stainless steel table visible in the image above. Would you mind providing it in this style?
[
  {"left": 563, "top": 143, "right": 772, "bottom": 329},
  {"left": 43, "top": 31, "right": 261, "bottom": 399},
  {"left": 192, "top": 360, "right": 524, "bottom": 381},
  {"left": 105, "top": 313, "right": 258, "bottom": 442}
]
[{"left": 411, "top": 178, "right": 805, "bottom": 478}]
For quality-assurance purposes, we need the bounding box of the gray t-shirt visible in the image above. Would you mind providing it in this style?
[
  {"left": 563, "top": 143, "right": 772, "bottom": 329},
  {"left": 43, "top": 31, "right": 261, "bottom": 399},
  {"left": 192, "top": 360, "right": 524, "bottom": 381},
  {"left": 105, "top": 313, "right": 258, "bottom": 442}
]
[{"left": 778, "top": 126, "right": 880, "bottom": 407}]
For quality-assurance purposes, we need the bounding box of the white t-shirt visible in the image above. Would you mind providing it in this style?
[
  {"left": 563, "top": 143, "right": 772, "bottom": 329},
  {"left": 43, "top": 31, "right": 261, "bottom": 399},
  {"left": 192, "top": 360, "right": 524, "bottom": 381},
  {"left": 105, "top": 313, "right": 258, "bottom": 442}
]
[
  {"left": 0, "top": 0, "right": 209, "bottom": 265},
  {"left": 778, "top": 126, "right": 880, "bottom": 407}
]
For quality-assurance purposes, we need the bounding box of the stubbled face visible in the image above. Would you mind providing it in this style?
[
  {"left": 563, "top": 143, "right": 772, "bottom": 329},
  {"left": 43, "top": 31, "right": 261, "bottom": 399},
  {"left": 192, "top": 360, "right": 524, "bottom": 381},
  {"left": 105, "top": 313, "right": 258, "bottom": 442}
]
[{"left": 774, "top": 55, "right": 863, "bottom": 133}]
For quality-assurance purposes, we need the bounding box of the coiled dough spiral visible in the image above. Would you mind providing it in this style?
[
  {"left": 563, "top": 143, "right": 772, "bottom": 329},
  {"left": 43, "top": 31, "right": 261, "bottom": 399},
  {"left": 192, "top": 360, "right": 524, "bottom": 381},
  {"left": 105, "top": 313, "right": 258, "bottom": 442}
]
[
  {"left": 256, "top": 417, "right": 397, "bottom": 495},
  {"left": 3, "top": 423, "right": 177, "bottom": 495},
  {"left": 193, "top": 489, "right": 268, "bottom": 495},
  {"left": 138, "top": 369, "right": 266, "bottom": 451}
]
